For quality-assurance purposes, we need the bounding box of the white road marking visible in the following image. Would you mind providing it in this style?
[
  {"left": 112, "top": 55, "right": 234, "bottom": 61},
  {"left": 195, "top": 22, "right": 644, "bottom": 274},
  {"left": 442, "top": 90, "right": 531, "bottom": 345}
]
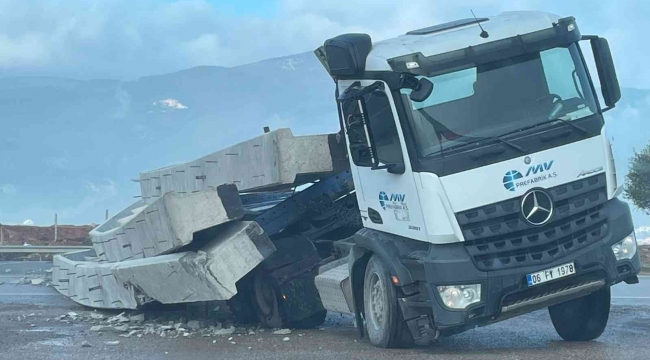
[{"left": 613, "top": 296, "right": 650, "bottom": 299}]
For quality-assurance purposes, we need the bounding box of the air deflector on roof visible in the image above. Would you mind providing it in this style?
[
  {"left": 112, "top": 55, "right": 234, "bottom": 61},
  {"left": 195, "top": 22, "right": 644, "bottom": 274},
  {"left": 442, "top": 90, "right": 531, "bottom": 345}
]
[
  {"left": 317, "top": 33, "right": 372, "bottom": 77},
  {"left": 407, "top": 18, "right": 489, "bottom": 35}
]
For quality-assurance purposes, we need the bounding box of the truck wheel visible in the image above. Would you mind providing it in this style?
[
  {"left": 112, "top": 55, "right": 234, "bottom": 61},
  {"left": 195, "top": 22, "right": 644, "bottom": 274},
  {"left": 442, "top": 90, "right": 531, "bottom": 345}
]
[
  {"left": 363, "top": 255, "right": 412, "bottom": 348},
  {"left": 548, "top": 286, "right": 611, "bottom": 341},
  {"left": 251, "top": 271, "right": 284, "bottom": 328}
]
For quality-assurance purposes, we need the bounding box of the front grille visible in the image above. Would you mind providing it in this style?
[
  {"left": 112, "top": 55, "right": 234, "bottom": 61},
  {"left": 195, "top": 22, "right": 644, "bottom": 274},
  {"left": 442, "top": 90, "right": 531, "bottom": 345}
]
[{"left": 457, "top": 174, "right": 608, "bottom": 271}]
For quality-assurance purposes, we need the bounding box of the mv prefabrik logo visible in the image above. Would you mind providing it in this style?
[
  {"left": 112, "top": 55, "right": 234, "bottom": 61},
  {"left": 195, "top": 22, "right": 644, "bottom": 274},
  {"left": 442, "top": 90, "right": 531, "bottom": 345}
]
[{"left": 503, "top": 158, "right": 557, "bottom": 192}]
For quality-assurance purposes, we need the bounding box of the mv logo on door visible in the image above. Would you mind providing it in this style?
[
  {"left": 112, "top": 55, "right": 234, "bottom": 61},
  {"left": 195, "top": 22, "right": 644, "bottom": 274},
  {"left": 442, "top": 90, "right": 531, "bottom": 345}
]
[{"left": 379, "top": 191, "right": 410, "bottom": 221}]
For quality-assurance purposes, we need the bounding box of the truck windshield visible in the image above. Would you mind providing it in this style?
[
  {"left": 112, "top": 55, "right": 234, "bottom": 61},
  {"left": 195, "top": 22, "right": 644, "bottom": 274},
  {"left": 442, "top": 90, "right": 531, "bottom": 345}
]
[{"left": 400, "top": 44, "right": 598, "bottom": 157}]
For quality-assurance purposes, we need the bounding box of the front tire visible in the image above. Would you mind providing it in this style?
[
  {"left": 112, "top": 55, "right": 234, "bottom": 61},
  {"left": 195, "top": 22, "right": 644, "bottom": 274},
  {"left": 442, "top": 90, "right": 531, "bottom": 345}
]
[
  {"left": 548, "top": 286, "right": 611, "bottom": 341},
  {"left": 363, "top": 255, "right": 412, "bottom": 348}
]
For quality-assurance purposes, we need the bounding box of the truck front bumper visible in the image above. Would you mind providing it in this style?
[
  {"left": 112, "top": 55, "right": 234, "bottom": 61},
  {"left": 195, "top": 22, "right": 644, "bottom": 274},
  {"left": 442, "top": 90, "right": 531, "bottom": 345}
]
[{"left": 401, "top": 198, "right": 640, "bottom": 339}]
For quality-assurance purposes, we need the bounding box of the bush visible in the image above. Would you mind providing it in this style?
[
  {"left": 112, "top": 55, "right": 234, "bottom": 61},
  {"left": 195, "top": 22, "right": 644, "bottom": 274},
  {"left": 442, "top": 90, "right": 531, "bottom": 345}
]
[{"left": 625, "top": 142, "right": 650, "bottom": 213}]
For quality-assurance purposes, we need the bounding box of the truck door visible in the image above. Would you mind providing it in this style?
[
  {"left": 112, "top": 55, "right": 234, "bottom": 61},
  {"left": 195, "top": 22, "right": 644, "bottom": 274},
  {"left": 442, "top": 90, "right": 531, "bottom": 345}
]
[{"left": 339, "top": 80, "right": 427, "bottom": 242}]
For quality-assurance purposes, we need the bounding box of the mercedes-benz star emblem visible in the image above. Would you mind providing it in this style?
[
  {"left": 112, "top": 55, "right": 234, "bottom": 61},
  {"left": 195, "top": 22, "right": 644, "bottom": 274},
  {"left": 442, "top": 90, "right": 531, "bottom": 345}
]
[{"left": 521, "top": 190, "right": 554, "bottom": 226}]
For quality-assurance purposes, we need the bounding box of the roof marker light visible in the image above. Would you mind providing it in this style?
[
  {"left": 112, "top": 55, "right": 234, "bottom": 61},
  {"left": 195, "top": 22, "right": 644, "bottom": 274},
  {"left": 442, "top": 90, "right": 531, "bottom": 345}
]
[{"left": 406, "top": 62, "right": 420, "bottom": 69}]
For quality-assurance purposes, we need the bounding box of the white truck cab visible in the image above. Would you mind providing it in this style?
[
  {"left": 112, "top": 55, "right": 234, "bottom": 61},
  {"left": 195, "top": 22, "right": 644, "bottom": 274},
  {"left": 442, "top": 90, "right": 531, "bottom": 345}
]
[{"left": 315, "top": 12, "right": 640, "bottom": 348}]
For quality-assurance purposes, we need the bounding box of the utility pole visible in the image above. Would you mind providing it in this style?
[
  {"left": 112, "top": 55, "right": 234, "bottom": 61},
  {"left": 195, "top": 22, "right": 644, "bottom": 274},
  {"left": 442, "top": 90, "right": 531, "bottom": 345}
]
[
  {"left": 54, "top": 214, "right": 58, "bottom": 242},
  {"left": 105, "top": 209, "right": 109, "bottom": 221},
  {"left": 0, "top": 224, "right": 3, "bottom": 245}
]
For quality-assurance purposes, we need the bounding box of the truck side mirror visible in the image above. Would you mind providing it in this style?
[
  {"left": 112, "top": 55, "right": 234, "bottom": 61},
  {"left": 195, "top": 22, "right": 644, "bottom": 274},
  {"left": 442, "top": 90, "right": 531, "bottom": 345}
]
[{"left": 584, "top": 36, "right": 621, "bottom": 110}]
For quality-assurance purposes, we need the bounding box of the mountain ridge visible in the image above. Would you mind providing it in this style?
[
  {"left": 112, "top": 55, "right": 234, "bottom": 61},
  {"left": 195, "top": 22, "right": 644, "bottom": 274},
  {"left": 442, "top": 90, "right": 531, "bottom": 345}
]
[{"left": 0, "top": 50, "right": 647, "bottom": 229}]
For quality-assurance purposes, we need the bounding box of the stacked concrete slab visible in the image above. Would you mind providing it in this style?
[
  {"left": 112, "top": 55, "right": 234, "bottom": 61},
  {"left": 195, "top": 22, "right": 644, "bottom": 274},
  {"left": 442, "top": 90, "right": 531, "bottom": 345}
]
[
  {"left": 138, "top": 128, "right": 346, "bottom": 201},
  {"left": 90, "top": 184, "right": 243, "bottom": 263},
  {"left": 53, "top": 127, "right": 346, "bottom": 310},
  {"left": 52, "top": 249, "right": 139, "bottom": 309},
  {"left": 53, "top": 221, "right": 274, "bottom": 309},
  {"left": 112, "top": 221, "right": 274, "bottom": 304}
]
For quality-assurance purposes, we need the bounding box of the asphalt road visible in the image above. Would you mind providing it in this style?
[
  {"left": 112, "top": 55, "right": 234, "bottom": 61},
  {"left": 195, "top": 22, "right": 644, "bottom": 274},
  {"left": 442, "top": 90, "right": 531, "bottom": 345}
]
[{"left": 1, "top": 261, "right": 650, "bottom": 360}]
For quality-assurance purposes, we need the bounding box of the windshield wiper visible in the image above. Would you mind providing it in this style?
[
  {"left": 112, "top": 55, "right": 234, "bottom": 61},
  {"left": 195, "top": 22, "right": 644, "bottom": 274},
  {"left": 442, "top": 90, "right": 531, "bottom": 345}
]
[
  {"left": 494, "top": 115, "right": 591, "bottom": 140},
  {"left": 548, "top": 117, "right": 591, "bottom": 136},
  {"left": 488, "top": 136, "right": 526, "bottom": 153},
  {"left": 437, "top": 134, "right": 527, "bottom": 155}
]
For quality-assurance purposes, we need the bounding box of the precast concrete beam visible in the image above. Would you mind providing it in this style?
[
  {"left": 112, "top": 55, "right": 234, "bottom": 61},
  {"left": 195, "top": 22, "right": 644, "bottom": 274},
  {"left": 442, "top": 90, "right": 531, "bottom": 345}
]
[
  {"left": 90, "top": 184, "right": 243, "bottom": 263},
  {"left": 52, "top": 250, "right": 138, "bottom": 309},
  {"left": 139, "top": 128, "right": 346, "bottom": 199},
  {"left": 111, "top": 221, "right": 274, "bottom": 304}
]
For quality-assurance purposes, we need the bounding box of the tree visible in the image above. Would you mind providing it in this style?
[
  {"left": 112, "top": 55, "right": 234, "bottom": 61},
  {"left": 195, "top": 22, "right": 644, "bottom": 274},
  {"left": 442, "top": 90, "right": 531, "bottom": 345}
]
[{"left": 625, "top": 142, "right": 650, "bottom": 213}]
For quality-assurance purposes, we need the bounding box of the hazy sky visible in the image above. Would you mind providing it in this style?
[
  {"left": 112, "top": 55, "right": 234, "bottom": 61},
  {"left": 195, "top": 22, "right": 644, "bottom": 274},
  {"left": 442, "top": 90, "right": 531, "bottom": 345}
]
[
  {"left": 0, "top": 0, "right": 648, "bottom": 88},
  {"left": 0, "top": 0, "right": 648, "bottom": 227}
]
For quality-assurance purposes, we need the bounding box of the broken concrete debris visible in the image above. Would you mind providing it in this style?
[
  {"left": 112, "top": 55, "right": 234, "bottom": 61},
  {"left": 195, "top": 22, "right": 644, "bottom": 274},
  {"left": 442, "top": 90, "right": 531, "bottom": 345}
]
[
  {"left": 273, "top": 329, "right": 292, "bottom": 335},
  {"left": 107, "top": 312, "right": 130, "bottom": 324},
  {"left": 90, "top": 312, "right": 105, "bottom": 320},
  {"left": 113, "top": 324, "right": 129, "bottom": 332},
  {"left": 129, "top": 313, "right": 145, "bottom": 322},
  {"left": 213, "top": 326, "right": 235, "bottom": 336},
  {"left": 81, "top": 341, "right": 92, "bottom": 347},
  {"left": 187, "top": 320, "right": 201, "bottom": 330}
]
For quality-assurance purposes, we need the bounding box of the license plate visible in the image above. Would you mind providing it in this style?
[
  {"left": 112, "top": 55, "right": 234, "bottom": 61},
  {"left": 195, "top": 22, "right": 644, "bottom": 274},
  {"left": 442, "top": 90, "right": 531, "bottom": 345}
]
[{"left": 526, "top": 262, "right": 575, "bottom": 287}]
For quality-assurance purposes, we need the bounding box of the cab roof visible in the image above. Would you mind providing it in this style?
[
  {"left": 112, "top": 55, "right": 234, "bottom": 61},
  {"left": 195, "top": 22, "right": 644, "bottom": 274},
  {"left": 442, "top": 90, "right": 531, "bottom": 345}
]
[{"left": 366, "top": 11, "right": 561, "bottom": 72}]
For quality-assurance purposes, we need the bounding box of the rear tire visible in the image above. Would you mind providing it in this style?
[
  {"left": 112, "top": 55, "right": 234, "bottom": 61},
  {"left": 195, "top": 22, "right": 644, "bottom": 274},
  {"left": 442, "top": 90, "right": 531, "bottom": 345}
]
[
  {"left": 363, "top": 255, "right": 413, "bottom": 348},
  {"left": 548, "top": 286, "right": 611, "bottom": 341},
  {"left": 251, "top": 270, "right": 284, "bottom": 328}
]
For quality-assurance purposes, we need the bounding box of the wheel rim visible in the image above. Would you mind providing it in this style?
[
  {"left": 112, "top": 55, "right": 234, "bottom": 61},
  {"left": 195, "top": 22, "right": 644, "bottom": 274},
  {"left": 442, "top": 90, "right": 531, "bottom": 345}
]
[{"left": 368, "top": 272, "right": 386, "bottom": 331}]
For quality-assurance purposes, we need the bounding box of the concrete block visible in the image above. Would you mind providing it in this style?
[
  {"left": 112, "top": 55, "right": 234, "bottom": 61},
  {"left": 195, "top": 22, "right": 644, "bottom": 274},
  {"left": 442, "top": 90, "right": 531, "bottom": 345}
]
[
  {"left": 90, "top": 184, "right": 243, "bottom": 263},
  {"left": 52, "top": 250, "right": 138, "bottom": 309},
  {"left": 112, "top": 221, "right": 275, "bottom": 304},
  {"left": 139, "top": 128, "right": 346, "bottom": 199}
]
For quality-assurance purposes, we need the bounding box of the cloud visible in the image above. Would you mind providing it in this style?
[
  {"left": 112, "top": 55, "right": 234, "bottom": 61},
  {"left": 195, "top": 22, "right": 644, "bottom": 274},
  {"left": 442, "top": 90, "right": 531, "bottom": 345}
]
[
  {"left": 1, "top": 184, "right": 17, "bottom": 195},
  {"left": 0, "top": 0, "right": 647, "bottom": 89},
  {"left": 22, "top": 219, "right": 34, "bottom": 225},
  {"left": 153, "top": 99, "right": 188, "bottom": 110}
]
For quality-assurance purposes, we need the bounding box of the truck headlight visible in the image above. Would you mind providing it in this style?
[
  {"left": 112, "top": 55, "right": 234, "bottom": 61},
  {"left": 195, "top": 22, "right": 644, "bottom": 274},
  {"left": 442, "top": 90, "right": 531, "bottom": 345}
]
[
  {"left": 612, "top": 232, "right": 637, "bottom": 261},
  {"left": 437, "top": 284, "right": 481, "bottom": 309}
]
